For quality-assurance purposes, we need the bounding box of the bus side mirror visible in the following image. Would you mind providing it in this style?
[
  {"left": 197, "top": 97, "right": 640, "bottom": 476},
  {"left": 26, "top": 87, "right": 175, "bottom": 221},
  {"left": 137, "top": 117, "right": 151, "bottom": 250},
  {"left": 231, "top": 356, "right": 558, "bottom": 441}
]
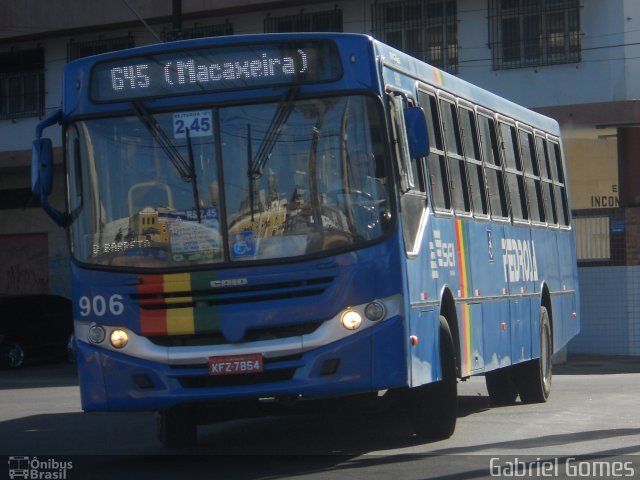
[
  {"left": 403, "top": 107, "right": 429, "bottom": 158},
  {"left": 32, "top": 138, "right": 54, "bottom": 196}
]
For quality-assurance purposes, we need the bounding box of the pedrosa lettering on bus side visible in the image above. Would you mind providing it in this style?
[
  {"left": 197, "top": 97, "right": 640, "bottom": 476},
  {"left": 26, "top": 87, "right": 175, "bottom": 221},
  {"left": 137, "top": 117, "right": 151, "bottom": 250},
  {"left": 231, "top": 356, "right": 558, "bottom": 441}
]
[{"left": 501, "top": 238, "right": 538, "bottom": 283}]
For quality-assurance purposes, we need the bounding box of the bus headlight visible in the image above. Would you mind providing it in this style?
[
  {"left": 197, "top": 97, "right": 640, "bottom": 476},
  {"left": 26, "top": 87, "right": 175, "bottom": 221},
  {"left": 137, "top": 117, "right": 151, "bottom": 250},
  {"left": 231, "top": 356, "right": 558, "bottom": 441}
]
[
  {"left": 110, "top": 329, "right": 129, "bottom": 349},
  {"left": 365, "top": 301, "right": 386, "bottom": 322},
  {"left": 340, "top": 309, "right": 362, "bottom": 331},
  {"left": 88, "top": 325, "right": 106, "bottom": 344}
]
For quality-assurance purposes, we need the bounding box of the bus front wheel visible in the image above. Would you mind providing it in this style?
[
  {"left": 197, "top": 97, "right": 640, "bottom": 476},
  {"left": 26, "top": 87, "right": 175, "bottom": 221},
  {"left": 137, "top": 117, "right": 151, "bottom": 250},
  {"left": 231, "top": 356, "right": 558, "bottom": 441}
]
[
  {"left": 410, "top": 316, "right": 457, "bottom": 439},
  {"left": 156, "top": 407, "right": 198, "bottom": 448}
]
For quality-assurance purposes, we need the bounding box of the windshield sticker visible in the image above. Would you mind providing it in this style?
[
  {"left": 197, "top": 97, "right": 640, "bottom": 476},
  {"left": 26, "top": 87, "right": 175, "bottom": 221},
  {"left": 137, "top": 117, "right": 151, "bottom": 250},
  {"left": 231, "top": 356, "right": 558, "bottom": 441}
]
[
  {"left": 169, "top": 208, "right": 221, "bottom": 262},
  {"left": 173, "top": 110, "right": 213, "bottom": 139},
  {"left": 232, "top": 230, "right": 256, "bottom": 258}
]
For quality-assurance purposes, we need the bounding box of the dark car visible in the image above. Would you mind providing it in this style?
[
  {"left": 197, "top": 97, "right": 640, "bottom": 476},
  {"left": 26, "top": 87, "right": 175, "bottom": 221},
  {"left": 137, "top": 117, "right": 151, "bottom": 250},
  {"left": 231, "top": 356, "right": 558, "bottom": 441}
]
[{"left": 0, "top": 294, "right": 73, "bottom": 368}]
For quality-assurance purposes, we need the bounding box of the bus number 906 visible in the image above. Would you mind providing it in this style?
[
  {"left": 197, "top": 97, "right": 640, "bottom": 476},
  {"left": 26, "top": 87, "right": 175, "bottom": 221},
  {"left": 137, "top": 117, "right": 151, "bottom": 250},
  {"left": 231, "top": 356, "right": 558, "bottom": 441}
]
[{"left": 79, "top": 294, "right": 125, "bottom": 317}]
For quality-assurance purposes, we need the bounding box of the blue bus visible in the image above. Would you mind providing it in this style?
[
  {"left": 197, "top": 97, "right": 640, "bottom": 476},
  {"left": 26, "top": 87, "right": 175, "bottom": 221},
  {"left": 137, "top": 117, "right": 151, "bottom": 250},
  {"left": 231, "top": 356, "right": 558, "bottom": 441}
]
[{"left": 32, "top": 33, "right": 579, "bottom": 446}]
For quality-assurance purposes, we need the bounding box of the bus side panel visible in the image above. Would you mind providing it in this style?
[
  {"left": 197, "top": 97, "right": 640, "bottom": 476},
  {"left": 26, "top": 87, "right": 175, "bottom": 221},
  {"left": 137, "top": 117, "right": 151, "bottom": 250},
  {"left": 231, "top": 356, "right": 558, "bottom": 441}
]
[
  {"left": 531, "top": 227, "right": 563, "bottom": 357},
  {"left": 408, "top": 308, "right": 438, "bottom": 387},
  {"left": 404, "top": 211, "right": 441, "bottom": 388},
  {"left": 557, "top": 229, "right": 580, "bottom": 350},
  {"left": 467, "top": 221, "right": 511, "bottom": 373},
  {"left": 482, "top": 299, "right": 511, "bottom": 370},
  {"left": 504, "top": 225, "right": 537, "bottom": 365},
  {"left": 455, "top": 219, "right": 486, "bottom": 375}
]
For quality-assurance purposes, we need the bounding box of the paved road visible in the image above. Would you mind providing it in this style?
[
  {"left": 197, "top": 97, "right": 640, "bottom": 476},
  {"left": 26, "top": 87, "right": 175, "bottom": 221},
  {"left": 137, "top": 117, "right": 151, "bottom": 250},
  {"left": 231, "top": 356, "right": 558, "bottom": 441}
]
[{"left": 1, "top": 355, "right": 639, "bottom": 479}]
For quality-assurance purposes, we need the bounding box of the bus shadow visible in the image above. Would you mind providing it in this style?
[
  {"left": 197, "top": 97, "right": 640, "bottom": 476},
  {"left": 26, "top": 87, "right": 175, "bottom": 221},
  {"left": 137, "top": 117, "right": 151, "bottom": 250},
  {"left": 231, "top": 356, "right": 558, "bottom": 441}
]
[{"left": 193, "top": 392, "right": 492, "bottom": 455}]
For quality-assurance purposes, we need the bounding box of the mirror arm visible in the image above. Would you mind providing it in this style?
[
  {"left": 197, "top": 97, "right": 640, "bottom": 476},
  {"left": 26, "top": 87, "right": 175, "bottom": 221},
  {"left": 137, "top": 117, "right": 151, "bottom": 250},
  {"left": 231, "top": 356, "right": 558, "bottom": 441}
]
[
  {"left": 41, "top": 197, "right": 68, "bottom": 227},
  {"left": 36, "top": 110, "right": 62, "bottom": 138}
]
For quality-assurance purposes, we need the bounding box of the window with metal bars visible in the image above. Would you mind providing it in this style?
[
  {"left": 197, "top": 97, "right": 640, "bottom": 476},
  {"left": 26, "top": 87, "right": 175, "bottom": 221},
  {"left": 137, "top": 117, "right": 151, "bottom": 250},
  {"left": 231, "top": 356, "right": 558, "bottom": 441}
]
[
  {"left": 489, "top": 0, "right": 581, "bottom": 70},
  {"left": 371, "top": 0, "right": 458, "bottom": 73},
  {"left": 162, "top": 21, "right": 234, "bottom": 42},
  {"left": 0, "top": 48, "right": 44, "bottom": 120},
  {"left": 68, "top": 35, "right": 135, "bottom": 61},
  {"left": 264, "top": 8, "right": 342, "bottom": 33}
]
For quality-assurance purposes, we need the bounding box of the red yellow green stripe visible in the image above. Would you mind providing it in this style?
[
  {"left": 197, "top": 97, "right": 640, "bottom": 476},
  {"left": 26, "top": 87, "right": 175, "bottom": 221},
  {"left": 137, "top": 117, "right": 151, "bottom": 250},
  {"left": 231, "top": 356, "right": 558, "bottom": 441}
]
[
  {"left": 454, "top": 219, "right": 473, "bottom": 376},
  {"left": 138, "top": 272, "right": 221, "bottom": 336},
  {"left": 433, "top": 68, "right": 444, "bottom": 86}
]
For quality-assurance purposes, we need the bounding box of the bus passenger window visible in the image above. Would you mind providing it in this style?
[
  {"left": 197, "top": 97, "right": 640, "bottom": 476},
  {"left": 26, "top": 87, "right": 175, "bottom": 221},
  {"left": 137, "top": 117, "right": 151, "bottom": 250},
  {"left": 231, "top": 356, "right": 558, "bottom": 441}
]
[
  {"left": 478, "top": 114, "right": 508, "bottom": 218},
  {"left": 459, "top": 107, "right": 488, "bottom": 216},
  {"left": 418, "top": 91, "right": 450, "bottom": 211},
  {"left": 440, "top": 99, "right": 470, "bottom": 214},
  {"left": 519, "top": 130, "right": 544, "bottom": 223},
  {"left": 535, "top": 136, "right": 557, "bottom": 225},
  {"left": 500, "top": 122, "right": 528, "bottom": 221},
  {"left": 548, "top": 141, "right": 570, "bottom": 226}
]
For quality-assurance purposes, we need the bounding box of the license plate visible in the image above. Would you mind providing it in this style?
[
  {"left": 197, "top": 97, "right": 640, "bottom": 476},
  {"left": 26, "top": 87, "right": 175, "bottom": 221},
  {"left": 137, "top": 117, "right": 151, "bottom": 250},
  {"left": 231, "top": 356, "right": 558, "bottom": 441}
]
[{"left": 208, "top": 354, "right": 264, "bottom": 376}]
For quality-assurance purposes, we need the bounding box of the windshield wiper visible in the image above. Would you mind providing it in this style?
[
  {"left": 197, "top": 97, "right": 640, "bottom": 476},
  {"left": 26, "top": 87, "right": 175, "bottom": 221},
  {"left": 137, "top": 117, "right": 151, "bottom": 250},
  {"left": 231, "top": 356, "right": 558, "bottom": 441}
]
[
  {"left": 250, "top": 87, "right": 298, "bottom": 179},
  {"left": 130, "top": 101, "right": 202, "bottom": 222},
  {"left": 131, "top": 101, "right": 193, "bottom": 181},
  {"left": 246, "top": 87, "right": 297, "bottom": 221}
]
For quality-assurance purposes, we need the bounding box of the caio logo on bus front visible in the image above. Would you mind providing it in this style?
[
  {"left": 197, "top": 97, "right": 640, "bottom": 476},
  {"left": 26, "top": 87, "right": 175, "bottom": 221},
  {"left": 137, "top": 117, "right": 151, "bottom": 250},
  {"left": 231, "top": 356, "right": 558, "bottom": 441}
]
[{"left": 501, "top": 238, "right": 538, "bottom": 283}]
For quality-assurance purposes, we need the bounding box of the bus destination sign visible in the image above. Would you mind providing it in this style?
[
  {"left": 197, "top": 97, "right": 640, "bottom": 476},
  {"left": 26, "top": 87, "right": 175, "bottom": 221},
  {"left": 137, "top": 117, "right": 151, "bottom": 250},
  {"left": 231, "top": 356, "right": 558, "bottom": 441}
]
[{"left": 90, "top": 41, "right": 342, "bottom": 102}]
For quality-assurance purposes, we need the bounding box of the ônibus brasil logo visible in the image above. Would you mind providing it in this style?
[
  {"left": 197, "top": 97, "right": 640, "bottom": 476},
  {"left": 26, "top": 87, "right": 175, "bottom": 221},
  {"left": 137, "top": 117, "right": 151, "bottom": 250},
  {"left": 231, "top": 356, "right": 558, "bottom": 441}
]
[{"left": 8, "top": 456, "right": 73, "bottom": 479}]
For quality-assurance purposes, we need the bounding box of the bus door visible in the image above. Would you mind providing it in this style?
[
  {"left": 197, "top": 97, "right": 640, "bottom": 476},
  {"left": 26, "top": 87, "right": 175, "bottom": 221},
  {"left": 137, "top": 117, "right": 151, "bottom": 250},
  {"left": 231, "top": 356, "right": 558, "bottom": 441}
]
[{"left": 388, "top": 89, "right": 438, "bottom": 387}]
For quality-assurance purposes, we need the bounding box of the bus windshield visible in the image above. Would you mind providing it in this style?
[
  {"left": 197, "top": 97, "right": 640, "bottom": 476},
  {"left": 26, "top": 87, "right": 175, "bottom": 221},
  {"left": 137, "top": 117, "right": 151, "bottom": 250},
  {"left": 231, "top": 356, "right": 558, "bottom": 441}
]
[{"left": 67, "top": 94, "right": 391, "bottom": 268}]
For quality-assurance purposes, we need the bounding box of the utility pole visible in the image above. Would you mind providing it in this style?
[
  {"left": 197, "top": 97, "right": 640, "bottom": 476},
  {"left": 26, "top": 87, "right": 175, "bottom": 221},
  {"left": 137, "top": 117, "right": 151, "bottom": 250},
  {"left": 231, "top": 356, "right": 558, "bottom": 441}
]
[{"left": 172, "top": 0, "right": 183, "bottom": 39}]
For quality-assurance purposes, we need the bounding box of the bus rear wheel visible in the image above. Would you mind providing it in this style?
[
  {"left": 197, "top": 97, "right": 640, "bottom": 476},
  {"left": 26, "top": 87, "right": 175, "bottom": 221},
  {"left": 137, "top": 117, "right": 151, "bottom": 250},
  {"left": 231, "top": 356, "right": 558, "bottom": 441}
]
[
  {"left": 515, "top": 307, "right": 552, "bottom": 403},
  {"left": 156, "top": 406, "right": 198, "bottom": 448},
  {"left": 410, "top": 317, "right": 457, "bottom": 439}
]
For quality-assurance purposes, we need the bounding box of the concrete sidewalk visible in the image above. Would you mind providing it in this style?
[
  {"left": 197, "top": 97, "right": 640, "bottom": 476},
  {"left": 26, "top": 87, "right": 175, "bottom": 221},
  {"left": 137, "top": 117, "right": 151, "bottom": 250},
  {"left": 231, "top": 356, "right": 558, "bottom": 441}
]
[{"left": 555, "top": 353, "right": 640, "bottom": 375}]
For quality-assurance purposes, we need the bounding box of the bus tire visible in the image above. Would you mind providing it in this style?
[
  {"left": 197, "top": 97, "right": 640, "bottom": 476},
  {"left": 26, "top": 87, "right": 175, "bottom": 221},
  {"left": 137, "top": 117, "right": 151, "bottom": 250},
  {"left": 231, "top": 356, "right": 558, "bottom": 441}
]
[
  {"left": 485, "top": 367, "right": 518, "bottom": 405},
  {"left": 411, "top": 317, "right": 457, "bottom": 439},
  {"left": 0, "top": 340, "right": 26, "bottom": 369},
  {"left": 156, "top": 407, "right": 198, "bottom": 448},
  {"left": 516, "top": 307, "right": 552, "bottom": 403}
]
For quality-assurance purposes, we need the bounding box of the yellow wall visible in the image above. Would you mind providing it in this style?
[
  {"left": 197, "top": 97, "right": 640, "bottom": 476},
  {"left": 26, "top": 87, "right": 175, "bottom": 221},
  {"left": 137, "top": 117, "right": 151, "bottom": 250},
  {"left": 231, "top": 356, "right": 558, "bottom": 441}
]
[{"left": 564, "top": 128, "right": 618, "bottom": 210}]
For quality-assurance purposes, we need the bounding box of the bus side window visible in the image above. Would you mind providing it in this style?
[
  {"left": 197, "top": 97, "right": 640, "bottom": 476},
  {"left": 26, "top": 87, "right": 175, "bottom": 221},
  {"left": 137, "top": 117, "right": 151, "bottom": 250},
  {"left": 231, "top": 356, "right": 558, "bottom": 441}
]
[
  {"left": 500, "top": 121, "right": 528, "bottom": 221},
  {"left": 535, "top": 135, "right": 557, "bottom": 225},
  {"left": 459, "top": 107, "right": 488, "bottom": 216},
  {"left": 548, "top": 140, "right": 570, "bottom": 226},
  {"left": 418, "top": 91, "right": 450, "bottom": 211},
  {"left": 478, "top": 114, "right": 508, "bottom": 219},
  {"left": 440, "top": 98, "right": 470, "bottom": 214},
  {"left": 519, "top": 129, "right": 545, "bottom": 223}
]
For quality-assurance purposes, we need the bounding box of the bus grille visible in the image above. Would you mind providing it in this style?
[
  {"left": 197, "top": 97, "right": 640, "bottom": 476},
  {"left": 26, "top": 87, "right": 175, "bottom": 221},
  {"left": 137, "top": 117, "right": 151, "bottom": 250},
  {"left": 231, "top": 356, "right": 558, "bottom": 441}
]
[
  {"left": 132, "top": 276, "right": 335, "bottom": 309},
  {"left": 147, "top": 322, "right": 322, "bottom": 347}
]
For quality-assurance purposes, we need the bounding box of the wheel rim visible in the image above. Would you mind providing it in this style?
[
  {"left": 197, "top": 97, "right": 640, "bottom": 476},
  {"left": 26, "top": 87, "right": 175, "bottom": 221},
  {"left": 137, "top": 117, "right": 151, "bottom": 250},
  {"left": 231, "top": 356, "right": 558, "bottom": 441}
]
[
  {"left": 541, "top": 320, "right": 552, "bottom": 388},
  {"left": 5, "top": 343, "right": 24, "bottom": 368}
]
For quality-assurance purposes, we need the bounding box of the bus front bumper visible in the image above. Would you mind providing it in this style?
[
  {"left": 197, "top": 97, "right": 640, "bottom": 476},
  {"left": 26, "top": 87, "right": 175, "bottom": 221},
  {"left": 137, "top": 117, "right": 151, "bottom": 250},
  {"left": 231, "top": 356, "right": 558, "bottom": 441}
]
[{"left": 76, "top": 315, "right": 408, "bottom": 412}]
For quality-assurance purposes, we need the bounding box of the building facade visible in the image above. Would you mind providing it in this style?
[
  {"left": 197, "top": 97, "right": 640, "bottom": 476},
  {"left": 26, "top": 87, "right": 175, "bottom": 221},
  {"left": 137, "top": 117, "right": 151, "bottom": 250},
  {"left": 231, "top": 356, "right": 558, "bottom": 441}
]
[{"left": 1, "top": 0, "right": 639, "bottom": 354}]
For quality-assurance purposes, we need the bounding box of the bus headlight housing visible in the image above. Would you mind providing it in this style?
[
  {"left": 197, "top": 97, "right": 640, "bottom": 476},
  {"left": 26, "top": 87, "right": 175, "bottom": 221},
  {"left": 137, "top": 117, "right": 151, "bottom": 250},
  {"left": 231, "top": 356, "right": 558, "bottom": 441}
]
[
  {"left": 340, "top": 309, "right": 362, "bottom": 331},
  {"left": 88, "top": 324, "right": 106, "bottom": 344},
  {"left": 110, "top": 329, "right": 129, "bottom": 349},
  {"left": 365, "top": 301, "right": 386, "bottom": 322}
]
